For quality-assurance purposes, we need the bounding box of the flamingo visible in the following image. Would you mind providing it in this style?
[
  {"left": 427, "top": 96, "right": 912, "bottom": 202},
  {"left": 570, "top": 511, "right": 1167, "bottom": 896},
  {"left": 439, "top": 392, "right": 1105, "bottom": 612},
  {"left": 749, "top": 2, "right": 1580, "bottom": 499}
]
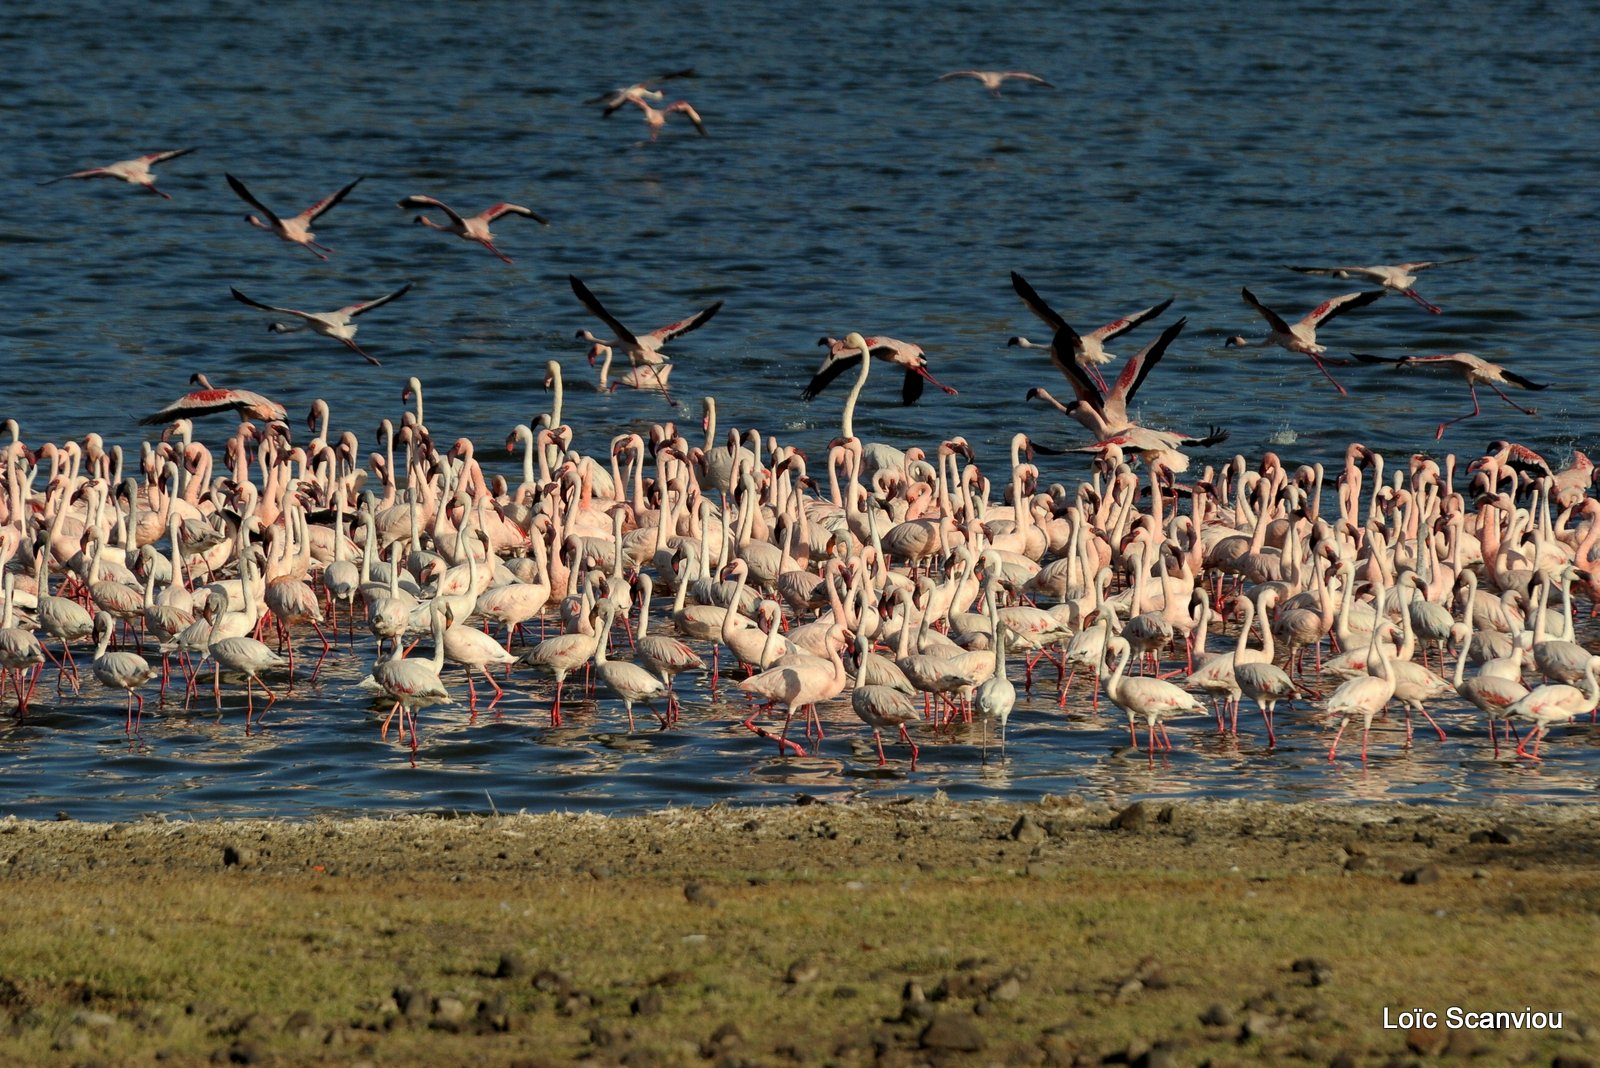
[
  {"left": 633, "top": 572, "right": 705, "bottom": 722},
  {"left": 974, "top": 618, "right": 1017, "bottom": 758},
  {"left": 397, "top": 195, "right": 549, "bottom": 264},
  {"left": 1325, "top": 624, "right": 1398, "bottom": 763},
  {"left": 933, "top": 70, "right": 1055, "bottom": 96},
  {"left": 804, "top": 335, "right": 959, "bottom": 406},
  {"left": 0, "top": 575, "right": 45, "bottom": 713},
  {"left": 90, "top": 612, "right": 157, "bottom": 734},
  {"left": 139, "top": 372, "right": 287, "bottom": 426},
  {"left": 40, "top": 147, "right": 196, "bottom": 199},
  {"left": 586, "top": 68, "right": 697, "bottom": 115},
  {"left": 592, "top": 604, "right": 669, "bottom": 730},
  {"left": 569, "top": 275, "right": 722, "bottom": 403},
  {"left": 225, "top": 173, "right": 363, "bottom": 260},
  {"left": 206, "top": 635, "right": 288, "bottom": 723},
  {"left": 442, "top": 606, "right": 520, "bottom": 712},
  {"left": 372, "top": 605, "right": 453, "bottom": 749},
  {"left": 1448, "top": 622, "right": 1529, "bottom": 758},
  {"left": 1101, "top": 636, "right": 1207, "bottom": 762},
  {"left": 1225, "top": 288, "right": 1385, "bottom": 395},
  {"left": 230, "top": 283, "right": 412, "bottom": 366},
  {"left": 1285, "top": 258, "right": 1472, "bottom": 314},
  {"left": 1009, "top": 271, "right": 1174, "bottom": 392},
  {"left": 1504, "top": 656, "right": 1600, "bottom": 761},
  {"left": 626, "top": 97, "right": 706, "bottom": 139},
  {"left": 851, "top": 682, "right": 922, "bottom": 771},
  {"left": 1349, "top": 352, "right": 1548, "bottom": 440}
]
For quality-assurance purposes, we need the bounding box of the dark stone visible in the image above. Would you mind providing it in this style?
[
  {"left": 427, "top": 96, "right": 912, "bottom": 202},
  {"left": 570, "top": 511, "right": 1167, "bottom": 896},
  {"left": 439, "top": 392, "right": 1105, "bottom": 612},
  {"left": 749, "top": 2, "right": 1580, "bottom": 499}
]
[
  {"left": 1400, "top": 865, "right": 1441, "bottom": 885},
  {"left": 221, "top": 846, "right": 256, "bottom": 869},
  {"left": 920, "top": 1012, "right": 984, "bottom": 1052},
  {"left": 495, "top": 952, "right": 530, "bottom": 979},
  {"left": 785, "top": 959, "right": 820, "bottom": 984},
  {"left": 630, "top": 989, "right": 662, "bottom": 1017},
  {"left": 1405, "top": 1024, "right": 1447, "bottom": 1056},
  {"left": 1010, "top": 815, "right": 1047, "bottom": 845},
  {"left": 1110, "top": 802, "right": 1152, "bottom": 832},
  {"left": 683, "top": 882, "right": 718, "bottom": 907},
  {"left": 1200, "top": 1003, "right": 1236, "bottom": 1027}
]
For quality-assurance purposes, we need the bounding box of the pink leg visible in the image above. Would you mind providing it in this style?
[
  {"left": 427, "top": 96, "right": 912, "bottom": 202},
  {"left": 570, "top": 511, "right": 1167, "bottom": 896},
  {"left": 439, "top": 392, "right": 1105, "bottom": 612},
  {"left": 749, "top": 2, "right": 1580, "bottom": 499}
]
[
  {"left": 1401, "top": 288, "right": 1442, "bottom": 314},
  {"left": 1309, "top": 355, "right": 1349, "bottom": 396}
]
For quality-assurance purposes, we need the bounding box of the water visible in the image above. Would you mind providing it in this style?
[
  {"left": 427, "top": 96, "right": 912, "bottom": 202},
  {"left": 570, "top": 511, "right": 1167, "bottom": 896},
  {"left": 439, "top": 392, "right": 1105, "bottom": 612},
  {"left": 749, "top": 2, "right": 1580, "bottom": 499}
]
[{"left": 2, "top": 0, "right": 1598, "bottom": 819}]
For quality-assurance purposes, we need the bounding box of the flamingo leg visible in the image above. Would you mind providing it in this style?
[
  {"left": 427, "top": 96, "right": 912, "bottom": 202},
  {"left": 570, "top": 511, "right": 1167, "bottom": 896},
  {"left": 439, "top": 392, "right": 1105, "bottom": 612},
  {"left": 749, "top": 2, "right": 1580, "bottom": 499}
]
[
  {"left": 898, "top": 723, "right": 919, "bottom": 770},
  {"left": 1309, "top": 355, "right": 1349, "bottom": 396},
  {"left": 1401, "top": 288, "right": 1442, "bottom": 314},
  {"left": 1487, "top": 381, "right": 1539, "bottom": 417},
  {"left": 1328, "top": 718, "right": 1348, "bottom": 761},
  {"left": 916, "top": 365, "right": 960, "bottom": 396},
  {"left": 1435, "top": 384, "right": 1484, "bottom": 439},
  {"left": 479, "top": 239, "right": 514, "bottom": 265}
]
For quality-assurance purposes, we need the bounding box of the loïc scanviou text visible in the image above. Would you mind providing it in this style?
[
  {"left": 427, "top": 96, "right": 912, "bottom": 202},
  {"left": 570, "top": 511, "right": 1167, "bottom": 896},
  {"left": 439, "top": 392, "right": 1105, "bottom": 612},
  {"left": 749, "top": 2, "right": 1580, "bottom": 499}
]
[{"left": 1383, "top": 1007, "right": 1562, "bottom": 1030}]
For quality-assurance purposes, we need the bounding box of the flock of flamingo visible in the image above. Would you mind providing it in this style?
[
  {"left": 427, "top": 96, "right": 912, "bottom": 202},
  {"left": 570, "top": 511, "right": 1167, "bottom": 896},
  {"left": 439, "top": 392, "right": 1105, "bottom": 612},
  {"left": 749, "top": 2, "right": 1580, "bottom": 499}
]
[{"left": 17, "top": 70, "right": 1591, "bottom": 777}]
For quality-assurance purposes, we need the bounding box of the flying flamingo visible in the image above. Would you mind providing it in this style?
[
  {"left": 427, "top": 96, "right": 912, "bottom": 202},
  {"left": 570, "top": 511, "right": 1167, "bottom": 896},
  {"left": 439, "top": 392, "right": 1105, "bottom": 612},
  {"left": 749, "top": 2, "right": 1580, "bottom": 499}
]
[
  {"left": 586, "top": 68, "right": 697, "bottom": 115},
  {"left": 40, "top": 147, "right": 196, "bottom": 199},
  {"left": 225, "top": 173, "right": 363, "bottom": 260},
  {"left": 805, "top": 335, "right": 959, "bottom": 406},
  {"left": 396, "top": 195, "right": 549, "bottom": 264},
  {"left": 1009, "top": 271, "right": 1174, "bottom": 391},
  {"left": 139, "top": 372, "right": 287, "bottom": 426},
  {"left": 230, "top": 282, "right": 412, "bottom": 366},
  {"left": 1285, "top": 258, "right": 1473, "bottom": 313},
  {"left": 569, "top": 275, "right": 723, "bottom": 404},
  {"left": 1349, "top": 351, "right": 1548, "bottom": 440},
  {"left": 934, "top": 70, "right": 1055, "bottom": 96},
  {"left": 1225, "top": 287, "right": 1384, "bottom": 395},
  {"left": 626, "top": 97, "right": 706, "bottom": 139}
]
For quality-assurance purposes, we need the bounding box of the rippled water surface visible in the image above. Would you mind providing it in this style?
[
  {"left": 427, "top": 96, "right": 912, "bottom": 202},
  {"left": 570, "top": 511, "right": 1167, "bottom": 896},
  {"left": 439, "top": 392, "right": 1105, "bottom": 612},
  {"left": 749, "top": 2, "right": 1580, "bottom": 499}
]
[{"left": 3, "top": 0, "right": 1599, "bottom": 819}]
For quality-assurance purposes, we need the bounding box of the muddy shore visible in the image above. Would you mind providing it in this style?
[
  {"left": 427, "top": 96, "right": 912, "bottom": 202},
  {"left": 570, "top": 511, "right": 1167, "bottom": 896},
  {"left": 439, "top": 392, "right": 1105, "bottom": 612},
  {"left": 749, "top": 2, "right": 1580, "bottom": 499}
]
[{"left": 0, "top": 798, "right": 1596, "bottom": 1067}]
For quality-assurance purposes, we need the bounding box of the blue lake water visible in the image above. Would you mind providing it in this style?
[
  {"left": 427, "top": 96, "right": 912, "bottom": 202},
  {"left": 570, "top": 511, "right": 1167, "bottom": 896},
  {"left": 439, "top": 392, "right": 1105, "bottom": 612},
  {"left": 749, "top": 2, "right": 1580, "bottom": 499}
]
[{"left": 1, "top": 0, "right": 1598, "bottom": 819}]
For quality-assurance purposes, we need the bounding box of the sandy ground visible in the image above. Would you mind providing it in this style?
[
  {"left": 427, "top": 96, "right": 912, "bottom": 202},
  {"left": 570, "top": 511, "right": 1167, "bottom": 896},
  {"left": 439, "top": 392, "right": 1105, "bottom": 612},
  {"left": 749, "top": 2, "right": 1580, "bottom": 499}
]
[{"left": 0, "top": 798, "right": 1597, "bottom": 1066}]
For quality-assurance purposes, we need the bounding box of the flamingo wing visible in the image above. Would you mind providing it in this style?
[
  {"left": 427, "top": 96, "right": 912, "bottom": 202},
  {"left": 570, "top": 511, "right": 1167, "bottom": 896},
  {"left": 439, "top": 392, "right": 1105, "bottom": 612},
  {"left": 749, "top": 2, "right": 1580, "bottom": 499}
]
[
  {"left": 225, "top": 174, "right": 280, "bottom": 224},
  {"left": 302, "top": 175, "right": 363, "bottom": 222},
  {"left": 229, "top": 287, "right": 302, "bottom": 318},
  {"left": 1113, "top": 316, "right": 1186, "bottom": 410},
  {"left": 901, "top": 367, "right": 924, "bottom": 406},
  {"left": 396, "top": 195, "right": 466, "bottom": 227},
  {"left": 651, "top": 301, "right": 723, "bottom": 343},
  {"left": 1010, "top": 271, "right": 1067, "bottom": 331},
  {"left": 1302, "top": 289, "right": 1384, "bottom": 327},
  {"left": 1240, "top": 287, "right": 1293, "bottom": 334},
  {"left": 1087, "top": 296, "right": 1174, "bottom": 344},
  {"left": 342, "top": 282, "right": 414, "bottom": 318},
  {"left": 569, "top": 276, "right": 640, "bottom": 346},
  {"left": 146, "top": 147, "right": 198, "bottom": 165},
  {"left": 484, "top": 202, "right": 551, "bottom": 225},
  {"left": 800, "top": 352, "right": 862, "bottom": 401}
]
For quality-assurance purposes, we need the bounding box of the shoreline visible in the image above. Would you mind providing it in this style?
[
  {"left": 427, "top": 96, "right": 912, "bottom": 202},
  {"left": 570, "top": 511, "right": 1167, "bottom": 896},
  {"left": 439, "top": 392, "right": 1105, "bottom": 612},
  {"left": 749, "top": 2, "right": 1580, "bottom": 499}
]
[{"left": 2, "top": 798, "right": 1597, "bottom": 1065}]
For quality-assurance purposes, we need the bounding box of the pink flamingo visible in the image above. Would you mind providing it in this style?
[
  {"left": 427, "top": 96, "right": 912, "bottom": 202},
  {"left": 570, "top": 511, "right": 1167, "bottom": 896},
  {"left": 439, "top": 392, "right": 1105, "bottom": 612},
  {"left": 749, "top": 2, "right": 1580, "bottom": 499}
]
[
  {"left": 1225, "top": 287, "right": 1384, "bottom": 395},
  {"left": 225, "top": 173, "right": 362, "bottom": 260},
  {"left": 934, "top": 70, "right": 1055, "bottom": 96},
  {"left": 1285, "top": 258, "right": 1472, "bottom": 314},
  {"left": 230, "top": 283, "right": 412, "bottom": 366},
  {"left": 139, "top": 373, "right": 287, "bottom": 426},
  {"left": 1009, "top": 271, "right": 1173, "bottom": 391},
  {"left": 626, "top": 97, "right": 706, "bottom": 139},
  {"left": 806, "top": 336, "right": 958, "bottom": 405},
  {"left": 397, "top": 195, "right": 549, "bottom": 264},
  {"left": 40, "top": 147, "right": 196, "bottom": 199},
  {"left": 1349, "top": 351, "right": 1548, "bottom": 440}
]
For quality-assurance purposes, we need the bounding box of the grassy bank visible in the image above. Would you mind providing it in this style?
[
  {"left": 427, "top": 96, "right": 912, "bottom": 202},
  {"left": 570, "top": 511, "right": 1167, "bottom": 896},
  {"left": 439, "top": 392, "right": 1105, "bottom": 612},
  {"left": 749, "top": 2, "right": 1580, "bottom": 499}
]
[{"left": 0, "top": 799, "right": 1596, "bottom": 1066}]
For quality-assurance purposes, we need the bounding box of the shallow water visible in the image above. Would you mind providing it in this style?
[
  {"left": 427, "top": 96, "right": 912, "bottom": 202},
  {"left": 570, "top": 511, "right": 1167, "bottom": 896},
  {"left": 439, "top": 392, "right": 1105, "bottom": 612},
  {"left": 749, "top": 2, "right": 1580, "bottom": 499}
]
[{"left": 2, "top": 0, "right": 1598, "bottom": 818}]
